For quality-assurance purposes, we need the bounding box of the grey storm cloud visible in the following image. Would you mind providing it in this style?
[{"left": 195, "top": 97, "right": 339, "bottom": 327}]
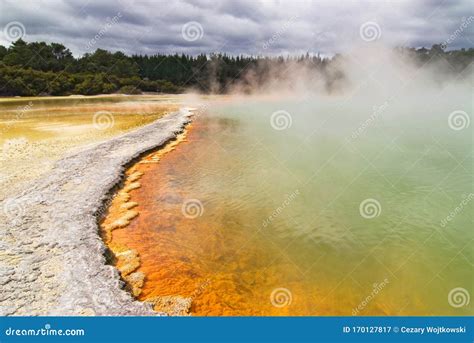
[{"left": 0, "top": 0, "right": 473, "bottom": 56}]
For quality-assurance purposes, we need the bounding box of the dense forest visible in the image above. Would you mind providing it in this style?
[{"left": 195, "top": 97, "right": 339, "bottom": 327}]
[{"left": 0, "top": 39, "right": 472, "bottom": 96}]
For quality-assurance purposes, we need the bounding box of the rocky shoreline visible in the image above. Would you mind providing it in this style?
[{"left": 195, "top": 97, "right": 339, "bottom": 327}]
[{"left": 0, "top": 109, "right": 192, "bottom": 316}]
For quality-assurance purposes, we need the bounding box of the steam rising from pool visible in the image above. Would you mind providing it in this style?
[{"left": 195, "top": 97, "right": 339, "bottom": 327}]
[{"left": 106, "top": 47, "right": 472, "bottom": 315}]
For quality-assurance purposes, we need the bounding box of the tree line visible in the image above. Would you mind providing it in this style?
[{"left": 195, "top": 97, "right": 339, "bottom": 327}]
[{"left": 0, "top": 39, "right": 472, "bottom": 96}]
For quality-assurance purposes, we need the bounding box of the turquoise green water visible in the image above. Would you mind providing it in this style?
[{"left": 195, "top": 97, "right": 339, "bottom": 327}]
[{"left": 119, "top": 88, "right": 472, "bottom": 315}]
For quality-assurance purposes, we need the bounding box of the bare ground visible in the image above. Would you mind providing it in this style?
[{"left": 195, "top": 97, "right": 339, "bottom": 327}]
[{"left": 0, "top": 110, "right": 191, "bottom": 316}]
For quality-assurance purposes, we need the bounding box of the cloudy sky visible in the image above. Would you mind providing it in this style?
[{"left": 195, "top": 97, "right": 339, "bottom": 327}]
[{"left": 0, "top": 0, "right": 473, "bottom": 57}]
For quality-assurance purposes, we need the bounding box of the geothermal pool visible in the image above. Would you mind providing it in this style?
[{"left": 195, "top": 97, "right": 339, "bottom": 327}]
[
  {"left": 0, "top": 95, "right": 180, "bottom": 199},
  {"left": 103, "top": 91, "right": 472, "bottom": 316}
]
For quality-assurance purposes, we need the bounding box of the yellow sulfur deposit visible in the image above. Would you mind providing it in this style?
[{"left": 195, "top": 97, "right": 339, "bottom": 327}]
[{"left": 100, "top": 128, "right": 189, "bottom": 304}]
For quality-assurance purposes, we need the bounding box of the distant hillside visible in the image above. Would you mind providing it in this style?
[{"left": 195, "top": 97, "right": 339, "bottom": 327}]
[{"left": 0, "top": 39, "right": 472, "bottom": 96}]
